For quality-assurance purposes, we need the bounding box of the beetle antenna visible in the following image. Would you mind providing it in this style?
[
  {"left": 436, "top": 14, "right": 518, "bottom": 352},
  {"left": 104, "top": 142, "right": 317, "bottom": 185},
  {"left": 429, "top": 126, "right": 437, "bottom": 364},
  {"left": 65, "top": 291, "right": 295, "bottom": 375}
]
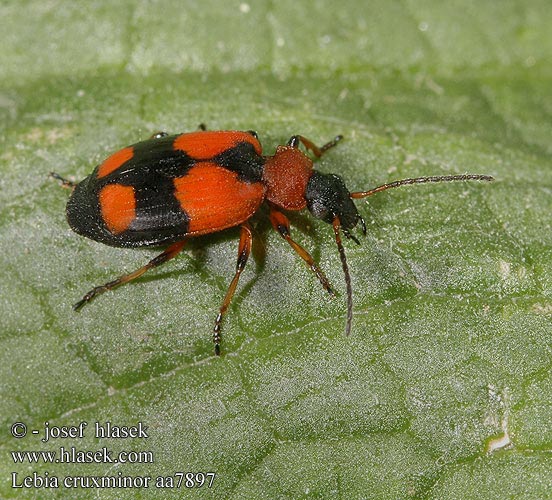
[
  {"left": 332, "top": 218, "right": 353, "bottom": 336},
  {"left": 350, "top": 174, "right": 494, "bottom": 199}
]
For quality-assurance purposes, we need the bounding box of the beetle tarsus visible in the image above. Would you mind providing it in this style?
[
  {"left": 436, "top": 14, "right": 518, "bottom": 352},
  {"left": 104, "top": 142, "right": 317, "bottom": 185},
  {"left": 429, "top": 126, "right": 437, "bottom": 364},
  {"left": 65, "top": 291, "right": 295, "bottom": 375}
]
[
  {"left": 50, "top": 171, "right": 77, "bottom": 189},
  {"left": 213, "top": 224, "right": 252, "bottom": 356},
  {"left": 213, "top": 315, "right": 222, "bottom": 356}
]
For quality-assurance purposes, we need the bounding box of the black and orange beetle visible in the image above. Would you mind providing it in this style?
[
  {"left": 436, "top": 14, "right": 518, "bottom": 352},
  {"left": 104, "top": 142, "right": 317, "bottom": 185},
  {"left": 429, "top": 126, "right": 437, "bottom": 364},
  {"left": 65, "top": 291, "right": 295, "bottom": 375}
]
[{"left": 52, "top": 129, "right": 493, "bottom": 355}]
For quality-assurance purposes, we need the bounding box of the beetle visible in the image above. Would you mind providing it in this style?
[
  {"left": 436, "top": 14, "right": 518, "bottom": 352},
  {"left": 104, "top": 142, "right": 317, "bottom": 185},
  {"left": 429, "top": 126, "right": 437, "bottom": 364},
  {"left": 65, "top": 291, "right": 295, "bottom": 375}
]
[{"left": 52, "top": 129, "right": 493, "bottom": 355}]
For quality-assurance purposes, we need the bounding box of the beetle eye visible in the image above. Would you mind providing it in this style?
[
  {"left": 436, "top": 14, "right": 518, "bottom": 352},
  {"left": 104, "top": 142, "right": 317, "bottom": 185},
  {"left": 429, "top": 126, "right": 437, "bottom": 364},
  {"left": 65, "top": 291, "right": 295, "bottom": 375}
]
[
  {"left": 246, "top": 130, "right": 258, "bottom": 139},
  {"left": 307, "top": 198, "right": 329, "bottom": 221}
]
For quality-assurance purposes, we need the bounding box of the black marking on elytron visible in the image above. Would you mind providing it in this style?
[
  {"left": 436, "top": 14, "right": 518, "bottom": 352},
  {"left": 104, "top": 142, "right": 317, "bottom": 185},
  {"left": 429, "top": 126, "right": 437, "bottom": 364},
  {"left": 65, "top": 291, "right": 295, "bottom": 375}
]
[
  {"left": 67, "top": 135, "right": 267, "bottom": 248},
  {"left": 67, "top": 135, "right": 194, "bottom": 248},
  {"left": 97, "top": 134, "right": 194, "bottom": 186},
  {"left": 66, "top": 173, "right": 111, "bottom": 244},
  {"left": 67, "top": 172, "right": 191, "bottom": 248},
  {"left": 213, "top": 141, "right": 265, "bottom": 183},
  {"left": 128, "top": 172, "right": 190, "bottom": 238}
]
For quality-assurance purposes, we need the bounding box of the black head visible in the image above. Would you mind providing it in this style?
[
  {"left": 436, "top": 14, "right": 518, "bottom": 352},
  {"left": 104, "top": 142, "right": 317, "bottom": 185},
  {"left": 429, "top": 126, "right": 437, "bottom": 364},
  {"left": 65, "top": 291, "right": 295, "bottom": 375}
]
[
  {"left": 305, "top": 171, "right": 366, "bottom": 240},
  {"left": 304, "top": 170, "right": 365, "bottom": 337},
  {"left": 301, "top": 159, "right": 493, "bottom": 340}
]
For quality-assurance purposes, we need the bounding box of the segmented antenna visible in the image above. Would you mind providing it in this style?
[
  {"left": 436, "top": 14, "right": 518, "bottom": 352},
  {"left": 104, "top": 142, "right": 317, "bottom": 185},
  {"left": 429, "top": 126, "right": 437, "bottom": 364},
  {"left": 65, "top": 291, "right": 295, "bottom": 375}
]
[
  {"left": 332, "top": 218, "right": 353, "bottom": 336},
  {"left": 339, "top": 173, "right": 493, "bottom": 335},
  {"left": 350, "top": 174, "right": 494, "bottom": 199}
]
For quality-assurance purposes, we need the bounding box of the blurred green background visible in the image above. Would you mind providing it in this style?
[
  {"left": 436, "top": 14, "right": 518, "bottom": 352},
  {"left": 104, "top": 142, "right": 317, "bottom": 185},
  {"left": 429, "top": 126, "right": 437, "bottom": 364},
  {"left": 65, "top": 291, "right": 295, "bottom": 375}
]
[{"left": 1, "top": 1, "right": 551, "bottom": 498}]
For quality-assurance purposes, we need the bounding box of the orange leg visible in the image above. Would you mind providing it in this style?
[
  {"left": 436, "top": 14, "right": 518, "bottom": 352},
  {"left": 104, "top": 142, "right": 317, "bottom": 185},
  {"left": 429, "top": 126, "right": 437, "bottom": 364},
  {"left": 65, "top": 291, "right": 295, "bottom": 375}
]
[
  {"left": 268, "top": 204, "right": 335, "bottom": 296},
  {"left": 73, "top": 240, "right": 186, "bottom": 310},
  {"left": 213, "top": 223, "right": 253, "bottom": 356},
  {"left": 287, "top": 134, "right": 343, "bottom": 157}
]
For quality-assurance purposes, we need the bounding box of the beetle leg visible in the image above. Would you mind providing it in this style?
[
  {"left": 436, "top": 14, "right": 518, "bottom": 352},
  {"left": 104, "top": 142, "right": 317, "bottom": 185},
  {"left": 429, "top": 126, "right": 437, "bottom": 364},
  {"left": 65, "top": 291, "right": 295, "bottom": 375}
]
[
  {"left": 287, "top": 135, "right": 343, "bottom": 158},
  {"left": 150, "top": 131, "right": 169, "bottom": 139},
  {"left": 268, "top": 203, "right": 336, "bottom": 297},
  {"left": 73, "top": 240, "right": 186, "bottom": 311},
  {"left": 50, "top": 172, "right": 77, "bottom": 189},
  {"left": 214, "top": 223, "right": 252, "bottom": 356}
]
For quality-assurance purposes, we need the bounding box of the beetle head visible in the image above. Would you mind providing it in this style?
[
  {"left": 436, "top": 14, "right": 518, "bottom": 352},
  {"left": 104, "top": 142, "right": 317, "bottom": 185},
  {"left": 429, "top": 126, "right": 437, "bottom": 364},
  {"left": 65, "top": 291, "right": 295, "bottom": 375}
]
[
  {"left": 305, "top": 171, "right": 366, "bottom": 241},
  {"left": 304, "top": 170, "right": 365, "bottom": 337}
]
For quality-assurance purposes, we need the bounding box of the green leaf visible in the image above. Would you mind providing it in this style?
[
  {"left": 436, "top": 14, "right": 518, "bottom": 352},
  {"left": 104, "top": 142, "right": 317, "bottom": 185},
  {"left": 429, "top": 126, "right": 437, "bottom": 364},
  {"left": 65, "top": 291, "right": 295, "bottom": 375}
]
[{"left": 1, "top": 1, "right": 551, "bottom": 498}]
